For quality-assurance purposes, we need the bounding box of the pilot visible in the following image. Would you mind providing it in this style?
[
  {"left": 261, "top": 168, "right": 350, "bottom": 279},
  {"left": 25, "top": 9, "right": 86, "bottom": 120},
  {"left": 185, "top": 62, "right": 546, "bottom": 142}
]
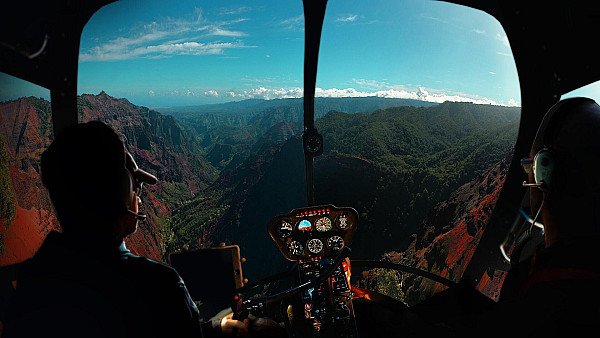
[{"left": 1, "top": 121, "right": 249, "bottom": 338}]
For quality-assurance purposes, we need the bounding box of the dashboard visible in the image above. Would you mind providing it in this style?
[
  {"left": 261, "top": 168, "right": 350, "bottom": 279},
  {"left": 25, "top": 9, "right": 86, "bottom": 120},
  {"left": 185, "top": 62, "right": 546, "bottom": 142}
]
[
  {"left": 263, "top": 205, "right": 360, "bottom": 337},
  {"left": 267, "top": 205, "right": 358, "bottom": 261}
]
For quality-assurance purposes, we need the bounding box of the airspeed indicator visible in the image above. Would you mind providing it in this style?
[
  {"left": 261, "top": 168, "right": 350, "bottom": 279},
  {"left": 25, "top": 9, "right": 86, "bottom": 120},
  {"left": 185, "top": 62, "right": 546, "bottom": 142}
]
[{"left": 315, "top": 217, "right": 332, "bottom": 232}]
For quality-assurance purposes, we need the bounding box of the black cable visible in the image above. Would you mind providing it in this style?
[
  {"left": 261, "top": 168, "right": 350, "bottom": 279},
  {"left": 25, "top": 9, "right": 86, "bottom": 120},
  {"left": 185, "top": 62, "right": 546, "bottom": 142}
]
[
  {"left": 350, "top": 260, "right": 457, "bottom": 288},
  {"left": 241, "top": 247, "right": 351, "bottom": 307},
  {"left": 509, "top": 197, "right": 545, "bottom": 264}
]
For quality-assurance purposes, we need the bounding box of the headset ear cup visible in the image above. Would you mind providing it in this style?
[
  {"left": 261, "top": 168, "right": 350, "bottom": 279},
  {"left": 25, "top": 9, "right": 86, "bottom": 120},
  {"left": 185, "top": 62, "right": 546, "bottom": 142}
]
[{"left": 533, "top": 149, "right": 555, "bottom": 192}]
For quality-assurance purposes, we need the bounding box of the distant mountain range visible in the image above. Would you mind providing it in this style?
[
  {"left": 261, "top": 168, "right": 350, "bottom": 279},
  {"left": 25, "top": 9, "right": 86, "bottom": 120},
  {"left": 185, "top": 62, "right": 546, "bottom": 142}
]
[
  {"left": 156, "top": 97, "right": 436, "bottom": 149},
  {"left": 0, "top": 93, "right": 518, "bottom": 300},
  {"left": 157, "top": 97, "right": 435, "bottom": 117}
]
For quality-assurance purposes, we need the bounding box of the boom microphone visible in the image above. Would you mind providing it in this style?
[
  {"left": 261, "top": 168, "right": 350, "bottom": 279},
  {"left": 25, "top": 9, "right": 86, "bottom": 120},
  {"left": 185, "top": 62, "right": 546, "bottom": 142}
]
[
  {"left": 127, "top": 209, "right": 147, "bottom": 221},
  {"left": 522, "top": 181, "right": 545, "bottom": 189}
]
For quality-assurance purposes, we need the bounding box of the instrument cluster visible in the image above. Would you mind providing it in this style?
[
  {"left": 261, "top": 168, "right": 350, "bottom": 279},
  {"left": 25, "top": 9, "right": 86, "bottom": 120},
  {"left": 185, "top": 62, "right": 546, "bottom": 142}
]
[{"left": 268, "top": 205, "right": 358, "bottom": 261}]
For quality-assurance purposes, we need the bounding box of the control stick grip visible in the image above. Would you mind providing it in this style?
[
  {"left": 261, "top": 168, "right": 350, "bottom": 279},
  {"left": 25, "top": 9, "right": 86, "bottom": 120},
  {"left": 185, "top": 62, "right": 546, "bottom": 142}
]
[{"left": 232, "top": 293, "right": 250, "bottom": 320}]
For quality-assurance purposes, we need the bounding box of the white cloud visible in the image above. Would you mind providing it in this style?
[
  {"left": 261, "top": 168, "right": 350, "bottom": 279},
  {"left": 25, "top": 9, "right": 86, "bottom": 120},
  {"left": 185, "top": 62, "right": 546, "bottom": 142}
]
[
  {"left": 507, "top": 98, "right": 519, "bottom": 107},
  {"left": 80, "top": 10, "right": 249, "bottom": 62},
  {"left": 199, "top": 86, "right": 519, "bottom": 106},
  {"left": 208, "top": 27, "right": 246, "bottom": 37},
  {"left": 496, "top": 33, "right": 510, "bottom": 47},
  {"left": 148, "top": 90, "right": 155, "bottom": 97},
  {"left": 280, "top": 15, "right": 304, "bottom": 30},
  {"left": 226, "top": 87, "right": 304, "bottom": 100},
  {"left": 266, "top": 54, "right": 271, "bottom": 58},
  {"left": 496, "top": 51, "right": 512, "bottom": 57},
  {"left": 489, "top": 71, "right": 496, "bottom": 75},
  {"left": 219, "top": 6, "right": 251, "bottom": 15},
  {"left": 204, "top": 90, "right": 219, "bottom": 97},
  {"left": 473, "top": 29, "right": 486, "bottom": 35},
  {"left": 420, "top": 14, "right": 452, "bottom": 26},
  {"left": 336, "top": 15, "right": 358, "bottom": 23},
  {"left": 80, "top": 41, "right": 249, "bottom": 61}
]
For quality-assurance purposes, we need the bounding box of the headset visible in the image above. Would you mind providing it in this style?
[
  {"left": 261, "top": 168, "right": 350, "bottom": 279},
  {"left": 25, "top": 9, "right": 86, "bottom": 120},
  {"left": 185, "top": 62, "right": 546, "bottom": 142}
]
[
  {"left": 123, "top": 151, "right": 149, "bottom": 221},
  {"left": 522, "top": 148, "right": 555, "bottom": 192},
  {"left": 521, "top": 97, "right": 599, "bottom": 194}
]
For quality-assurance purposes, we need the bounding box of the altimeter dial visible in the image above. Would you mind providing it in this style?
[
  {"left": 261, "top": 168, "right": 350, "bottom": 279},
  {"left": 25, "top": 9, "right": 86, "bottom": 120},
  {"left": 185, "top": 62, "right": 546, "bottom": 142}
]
[{"left": 307, "top": 238, "right": 324, "bottom": 254}]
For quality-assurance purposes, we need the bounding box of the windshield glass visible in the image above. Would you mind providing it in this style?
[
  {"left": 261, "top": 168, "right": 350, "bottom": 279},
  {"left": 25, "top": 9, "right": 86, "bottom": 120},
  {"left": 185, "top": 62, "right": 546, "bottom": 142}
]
[
  {"left": 77, "top": 0, "right": 306, "bottom": 276},
  {"left": 0, "top": 0, "right": 521, "bottom": 306},
  {"left": 316, "top": 0, "right": 520, "bottom": 304},
  {"left": 0, "top": 73, "right": 54, "bottom": 265}
]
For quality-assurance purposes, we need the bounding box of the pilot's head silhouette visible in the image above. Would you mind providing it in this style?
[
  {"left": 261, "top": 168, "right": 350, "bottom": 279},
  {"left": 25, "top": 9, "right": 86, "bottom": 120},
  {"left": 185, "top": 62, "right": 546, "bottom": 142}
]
[
  {"left": 40, "top": 121, "right": 157, "bottom": 243},
  {"left": 526, "top": 97, "right": 600, "bottom": 247}
]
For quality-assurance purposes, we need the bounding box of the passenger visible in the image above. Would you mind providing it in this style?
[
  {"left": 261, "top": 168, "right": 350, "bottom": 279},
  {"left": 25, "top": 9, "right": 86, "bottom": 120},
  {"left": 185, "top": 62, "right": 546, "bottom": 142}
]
[
  {"left": 463, "top": 97, "right": 600, "bottom": 337},
  {"left": 1, "top": 121, "right": 249, "bottom": 338},
  {"left": 403, "top": 97, "right": 600, "bottom": 338}
]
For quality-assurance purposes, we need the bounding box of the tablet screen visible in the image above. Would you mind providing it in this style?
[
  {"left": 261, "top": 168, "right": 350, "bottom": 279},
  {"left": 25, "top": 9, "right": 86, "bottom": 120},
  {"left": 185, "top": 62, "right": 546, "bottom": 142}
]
[{"left": 168, "top": 246, "right": 242, "bottom": 320}]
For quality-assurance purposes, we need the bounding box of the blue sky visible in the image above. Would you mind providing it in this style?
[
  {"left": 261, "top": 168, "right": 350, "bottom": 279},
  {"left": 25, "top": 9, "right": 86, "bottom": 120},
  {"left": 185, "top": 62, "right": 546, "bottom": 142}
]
[{"left": 2, "top": 0, "right": 527, "bottom": 107}]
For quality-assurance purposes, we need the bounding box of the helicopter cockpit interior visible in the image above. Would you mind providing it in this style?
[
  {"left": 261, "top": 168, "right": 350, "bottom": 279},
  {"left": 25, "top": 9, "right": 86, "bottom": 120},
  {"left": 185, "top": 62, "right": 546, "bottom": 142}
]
[{"left": 2, "top": 0, "right": 600, "bottom": 337}]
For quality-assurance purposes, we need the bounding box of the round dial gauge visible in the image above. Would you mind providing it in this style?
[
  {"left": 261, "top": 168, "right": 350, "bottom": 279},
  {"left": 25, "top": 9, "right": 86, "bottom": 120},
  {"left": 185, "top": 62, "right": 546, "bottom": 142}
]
[
  {"left": 336, "top": 214, "right": 351, "bottom": 230},
  {"left": 297, "top": 219, "right": 312, "bottom": 231},
  {"left": 327, "top": 236, "right": 344, "bottom": 251},
  {"left": 288, "top": 241, "right": 304, "bottom": 256},
  {"left": 307, "top": 238, "right": 324, "bottom": 254},
  {"left": 315, "top": 217, "right": 332, "bottom": 232},
  {"left": 278, "top": 220, "right": 293, "bottom": 238}
]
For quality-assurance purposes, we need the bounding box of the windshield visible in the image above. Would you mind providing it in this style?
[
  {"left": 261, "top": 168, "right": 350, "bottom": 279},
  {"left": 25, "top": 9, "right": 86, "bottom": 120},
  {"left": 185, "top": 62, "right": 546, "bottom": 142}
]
[
  {"left": 315, "top": 0, "right": 520, "bottom": 304},
  {"left": 0, "top": 0, "right": 521, "bottom": 306}
]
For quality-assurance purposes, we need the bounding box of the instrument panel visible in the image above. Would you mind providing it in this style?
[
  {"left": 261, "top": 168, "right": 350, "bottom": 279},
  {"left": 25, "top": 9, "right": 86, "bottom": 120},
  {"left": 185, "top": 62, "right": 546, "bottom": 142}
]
[{"left": 268, "top": 205, "right": 358, "bottom": 261}]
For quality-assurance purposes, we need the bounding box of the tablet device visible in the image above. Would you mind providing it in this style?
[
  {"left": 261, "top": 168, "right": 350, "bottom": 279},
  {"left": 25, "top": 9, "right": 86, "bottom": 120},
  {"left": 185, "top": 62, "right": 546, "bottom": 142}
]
[{"left": 168, "top": 245, "right": 244, "bottom": 320}]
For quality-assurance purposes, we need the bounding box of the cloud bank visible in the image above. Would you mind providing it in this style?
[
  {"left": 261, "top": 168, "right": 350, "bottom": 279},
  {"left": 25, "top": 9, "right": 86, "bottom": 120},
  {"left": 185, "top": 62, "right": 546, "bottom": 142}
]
[{"left": 146, "top": 85, "right": 518, "bottom": 106}]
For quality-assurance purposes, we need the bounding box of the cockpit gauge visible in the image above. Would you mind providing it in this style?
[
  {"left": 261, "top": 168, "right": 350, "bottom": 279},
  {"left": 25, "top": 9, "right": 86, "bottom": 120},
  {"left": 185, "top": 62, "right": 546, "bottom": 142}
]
[
  {"left": 289, "top": 241, "right": 304, "bottom": 256},
  {"left": 307, "top": 238, "right": 324, "bottom": 254},
  {"left": 336, "top": 214, "right": 351, "bottom": 230},
  {"left": 327, "top": 236, "right": 344, "bottom": 251},
  {"left": 297, "top": 219, "right": 312, "bottom": 231},
  {"left": 278, "top": 220, "right": 293, "bottom": 238},
  {"left": 315, "top": 217, "right": 332, "bottom": 232}
]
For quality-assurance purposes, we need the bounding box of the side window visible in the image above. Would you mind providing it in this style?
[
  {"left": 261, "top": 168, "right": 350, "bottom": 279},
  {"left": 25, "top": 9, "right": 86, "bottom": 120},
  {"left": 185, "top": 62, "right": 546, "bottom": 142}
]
[
  {"left": 562, "top": 81, "right": 600, "bottom": 101},
  {"left": 0, "top": 73, "right": 56, "bottom": 265},
  {"left": 316, "top": 0, "right": 521, "bottom": 304}
]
